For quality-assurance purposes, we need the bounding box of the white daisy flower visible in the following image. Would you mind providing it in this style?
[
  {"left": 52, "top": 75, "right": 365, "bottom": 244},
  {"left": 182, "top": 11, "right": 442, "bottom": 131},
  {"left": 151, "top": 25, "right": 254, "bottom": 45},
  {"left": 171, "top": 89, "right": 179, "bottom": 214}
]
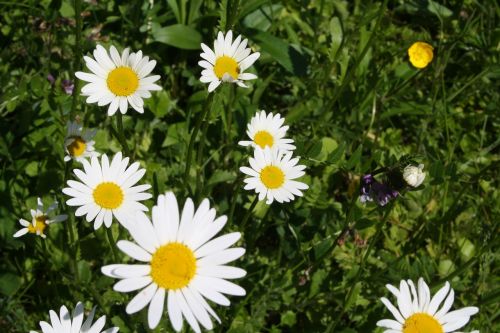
[
  {"left": 238, "top": 110, "right": 295, "bottom": 152},
  {"left": 199, "top": 30, "right": 260, "bottom": 92},
  {"left": 75, "top": 44, "right": 161, "bottom": 116},
  {"left": 13, "top": 197, "right": 67, "bottom": 239},
  {"left": 101, "top": 192, "right": 246, "bottom": 332},
  {"left": 240, "top": 147, "right": 308, "bottom": 204},
  {"left": 64, "top": 121, "right": 99, "bottom": 163},
  {"left": 403, "top": 164, "right": 426, "bottom": 188},
  {"left": 62, "top": 152, "right": 152, "bottom": 230},
  {"left": 29, "top": 301, "right": 118, "bottom": 333},
  {"left": 377, "top": 278, "right": 479, "bottom": 333}
]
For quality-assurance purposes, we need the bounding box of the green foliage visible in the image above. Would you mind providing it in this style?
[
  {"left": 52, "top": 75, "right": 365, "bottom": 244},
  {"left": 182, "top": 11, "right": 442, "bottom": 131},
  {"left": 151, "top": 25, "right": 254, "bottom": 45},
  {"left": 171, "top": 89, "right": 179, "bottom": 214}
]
[{"left": 0, "top": 0, "right": 499, "bottom": 332}]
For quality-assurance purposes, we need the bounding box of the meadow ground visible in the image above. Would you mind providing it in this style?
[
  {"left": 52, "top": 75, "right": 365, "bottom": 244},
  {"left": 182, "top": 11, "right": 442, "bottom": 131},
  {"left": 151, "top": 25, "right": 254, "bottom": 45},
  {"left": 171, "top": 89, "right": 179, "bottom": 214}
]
[{"left": 0, "top": 0, "right": 499, "bottom": 332}]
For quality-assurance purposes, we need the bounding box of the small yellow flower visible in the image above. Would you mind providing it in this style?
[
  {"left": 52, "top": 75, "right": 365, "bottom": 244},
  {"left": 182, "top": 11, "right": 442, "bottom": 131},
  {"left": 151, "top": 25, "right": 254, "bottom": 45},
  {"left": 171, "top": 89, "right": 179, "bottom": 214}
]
[{"left": 408, "top": 42, "right": 434, "bottom": 69}]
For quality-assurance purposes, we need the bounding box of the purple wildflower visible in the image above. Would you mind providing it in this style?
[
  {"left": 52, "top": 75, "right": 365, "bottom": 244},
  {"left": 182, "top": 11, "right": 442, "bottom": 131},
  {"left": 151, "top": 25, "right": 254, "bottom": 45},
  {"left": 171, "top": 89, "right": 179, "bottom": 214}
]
[
  {"left": 359, "top": 174, "right": 398, "bottom": 206},
  {"left": 62, "top": 79, "right": 74, "bottom": 95},
  {"left": 47, "top": 74, "right": 55, "bottom": 86}
]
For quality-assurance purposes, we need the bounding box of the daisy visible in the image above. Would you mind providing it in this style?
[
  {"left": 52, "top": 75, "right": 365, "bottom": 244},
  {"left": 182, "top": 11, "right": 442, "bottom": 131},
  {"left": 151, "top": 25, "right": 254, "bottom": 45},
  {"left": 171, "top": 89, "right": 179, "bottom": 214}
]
[
  {"left": 240, "top": 147, "right": 308, "bottom": 204},
  {"left": 101, "top": 192, "right": 246, "bottom": 332},
  {"left": 29, "top": 301, "right": 118, "bottom": 333},
  {"left": 199, "top": 30, "right": 260, "bottom": 92},
  {"left": 62, "top": 152, "right": 152, "bottom": 230},
  {"left": 377, "top": 278, "right": 479, "bottom": 333},
  {"left": 13, "top": 197, "right": 67, "bottom": 239},
  {"left": 403, "top": 164, "right": 426, "bottom": 188},
  {"left": 238, "top": 110, "right": 296, "bottom": 152},
  {"left": 75, "top": 44, "right": 161, "bottom": 116},
  {"left": 64, "top": 120, "right": 99, "bottom": 163}
]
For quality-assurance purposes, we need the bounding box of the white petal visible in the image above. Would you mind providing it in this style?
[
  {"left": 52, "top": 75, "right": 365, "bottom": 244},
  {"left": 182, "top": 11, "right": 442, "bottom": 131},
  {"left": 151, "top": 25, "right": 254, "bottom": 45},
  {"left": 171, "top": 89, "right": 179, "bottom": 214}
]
[
  {"left": 148, "top": 288, "right": 165, "bottom": 329},
  {"left": 126, "top": 283, "right": 158, "bottom": 314}
]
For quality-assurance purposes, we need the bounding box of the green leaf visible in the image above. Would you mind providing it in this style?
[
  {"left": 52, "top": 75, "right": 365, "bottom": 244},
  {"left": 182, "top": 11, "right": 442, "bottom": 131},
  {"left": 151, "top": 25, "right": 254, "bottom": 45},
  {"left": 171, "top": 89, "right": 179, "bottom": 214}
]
[
  {"left": 329, "top": 16, "right": 343, "bottom": 59},
  {"left": 59, "top": 1, "right": 74, "bottom": 18},
  {"left": 207, "top": 170, "right": 235, "bottom": 187},
  {"left": 245, "top": 29, "right": 308, "bottom": 75},
  {"left": 280, "top": 310, "right": 296, "bottom": 327},
  {"left": 346, "top": 145, "right": 362, "bottom": 170},
  {"left": 0, "top": 273, "right": 22, "bottom": 296},
  {"left": 219, "top": 0, "right": 240, "bottom": 31},
  {"left": 426, "top": 1, "right": 453, "bottom": 18},
  {"left": 314, "top": 238, "right": 333, "bottom": 260},
  {"left": 151, "top": 23, "right": 201, "bottom": 50}
]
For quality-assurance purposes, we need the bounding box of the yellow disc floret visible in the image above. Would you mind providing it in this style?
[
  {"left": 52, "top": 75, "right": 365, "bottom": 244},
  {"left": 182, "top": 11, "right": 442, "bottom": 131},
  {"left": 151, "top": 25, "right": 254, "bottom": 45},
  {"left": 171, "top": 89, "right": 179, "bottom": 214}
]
[
  {"left": 93, "top": 182, "right": 124, "bottom": 209},
  {"left": 253, "top": 130, "right": 274, "bottom": 149},
  {"left": 66, "top": 136, "right": 87, "bottom": 157},
  {"left": 260, "top": 165, "right": 285, "bottom": 189},
  {"left": 403, "top": 313, "right": 443, "bottom": 333},
  {"left": 408, "top": 42, "right": 434, "bottom": 69},
  {"left": 28, "top": 215, "right": 48, "bottom": 235},
  {"left": 106, "top": 66, "right": 139, "bottom": 96},
  {"left": 213, "top": 56, "right": 240, "bottom": 80},
  {"left": 150, "top": 242, "right": 197, "bottom": 290}
]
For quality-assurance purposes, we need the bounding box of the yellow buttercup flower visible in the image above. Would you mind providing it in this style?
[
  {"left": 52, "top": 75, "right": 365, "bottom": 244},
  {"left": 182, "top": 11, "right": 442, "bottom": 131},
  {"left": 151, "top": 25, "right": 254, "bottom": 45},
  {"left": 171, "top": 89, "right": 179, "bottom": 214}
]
[{"left": 408, "top": 42, "right": 434, "bottom": 69}]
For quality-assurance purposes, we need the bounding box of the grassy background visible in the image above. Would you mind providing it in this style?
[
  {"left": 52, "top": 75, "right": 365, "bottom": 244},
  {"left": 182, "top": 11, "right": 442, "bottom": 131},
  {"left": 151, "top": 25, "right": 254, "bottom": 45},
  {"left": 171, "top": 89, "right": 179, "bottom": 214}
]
[{"left": 0, "top": 0, "right": 499, "bottom": 332}]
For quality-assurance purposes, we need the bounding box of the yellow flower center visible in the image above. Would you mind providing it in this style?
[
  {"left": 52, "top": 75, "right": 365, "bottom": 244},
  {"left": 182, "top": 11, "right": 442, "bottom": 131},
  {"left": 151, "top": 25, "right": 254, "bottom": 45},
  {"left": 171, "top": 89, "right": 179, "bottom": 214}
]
[
  {"left": 254, "top": 130, "right": 274, "bottom": 148},
  {"left": 106, "top": 66, "right": 139, "bottom": 96},
  {"left": 260, "top": 165, "right": 285, "bottom": 189},
  {"left": 403, "top": 313, "right": 443, "bottom": 333},
  {"left": 213, "top": 56, "right": 239, "bottom": 80},
  {"left": 150, "top": 243, "right": 197, "bottom": 290},
  {"left": 408, "top": 42, "right": 434, "bottom": 69},
  {"left": 93, "top": 182, "right": 124, "bottom": 209},
  {"left": 28, "top": 215, "right": 48, "bottom": 234},
  {"left": 67, "top": 136, "right": 87, "bottom": 157}
]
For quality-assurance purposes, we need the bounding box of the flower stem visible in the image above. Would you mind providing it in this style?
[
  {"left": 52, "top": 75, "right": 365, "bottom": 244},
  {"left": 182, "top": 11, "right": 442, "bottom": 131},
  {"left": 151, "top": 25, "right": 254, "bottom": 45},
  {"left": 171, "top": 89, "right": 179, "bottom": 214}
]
[
  {"left": 115, "top": 113, "right": 131, "bottom": 156},
  {"left": 241, "top": 195, "right": 259, "bottom": 229},
  {"left": 228, "top": 174, "right": 244, "bottom": 224},
  {"left": 70, "top": 0, "right": 82, "bottom": 118},
  {"left": 183, "top": 93, "right": 215, "bottom": 189},
  {"left": 105, "top": 227, "right": 119, "bottom": 262}
]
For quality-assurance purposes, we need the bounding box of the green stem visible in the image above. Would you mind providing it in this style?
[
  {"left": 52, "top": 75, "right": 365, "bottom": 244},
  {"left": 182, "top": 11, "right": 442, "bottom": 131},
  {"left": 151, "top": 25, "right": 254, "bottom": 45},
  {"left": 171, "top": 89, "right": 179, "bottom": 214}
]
[
  {"left": 228, "top": 174, "right": 244, "bottom": 225},
  {"left": 115, "top": 113, "right": 131, "bottom": 156},
  {"left": 70, "top": 0, "right": 82, "bottom": 118},
  {"left": 240, "top": 196, "right": 259, "bottom": 229},
  {"left": 61, "top": 161, "right": 80, "bottom": 282},
  {"left": 106, "top": 227, "right": 119, "bottom": 262},
  {"left": 183, "top": 93, "right": 215, "bottom": 187}
]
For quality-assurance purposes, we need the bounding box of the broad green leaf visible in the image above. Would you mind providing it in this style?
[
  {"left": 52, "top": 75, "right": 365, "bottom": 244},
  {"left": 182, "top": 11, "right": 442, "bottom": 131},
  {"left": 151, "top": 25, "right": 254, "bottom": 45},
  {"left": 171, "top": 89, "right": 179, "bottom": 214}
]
[
  {"left": 151, "top": 23, "right": 201, "bottom": 50},
  {"left": 426, "top": 1, "right": 453, "bottom": 18},
  {"left": 0, "top": 273, "right": 21, "bottom": 296},
  {"left": 245, "top": 29, "right": 308, "bottom": 75}
]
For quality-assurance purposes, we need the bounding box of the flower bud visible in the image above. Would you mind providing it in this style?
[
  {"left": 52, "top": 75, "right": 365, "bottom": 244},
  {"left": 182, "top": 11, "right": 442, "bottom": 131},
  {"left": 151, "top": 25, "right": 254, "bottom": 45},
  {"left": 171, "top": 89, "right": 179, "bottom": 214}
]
[{"left": 403, "top": 164, "right": 426, "bottom": 187}]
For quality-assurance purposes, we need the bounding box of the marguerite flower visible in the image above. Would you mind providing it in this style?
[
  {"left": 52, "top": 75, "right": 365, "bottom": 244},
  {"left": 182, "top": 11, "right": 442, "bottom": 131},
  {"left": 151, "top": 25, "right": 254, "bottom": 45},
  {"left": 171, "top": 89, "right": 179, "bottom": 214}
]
[
  {"left": 29, "top": 301, "right": 118, "bottom": 333},
  {"left": 240, "top": 147, "right": 308, "bottom": 204},
  {"left": 64, "top": 121, "right": 99, "bottom": 163},
  {"left": 377, "top": 278, "right": 479, "bottom": 333},
  {"left": 75, "top": 45, "right": 161, "bottom": 116},
  {"left": 238, "top": 110, "right": 295, "bottom": 152},
  {"left": 199, "top": 30, "right": 260, "bottom": 92},
  {"left": 63, "top": 152, "right": 152, "bottom": 230},
  {"left": 102, "top": 192, "right": 246, "bottom": 332},
  {"left": 13, "top": 197, "right": 67, "bottom": 239},
  {"left": 403, "top": 164, "right": 426, "bottom": 188},
  {"left": 408, "top": 41, "right": 434, "bottom": 69}
]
